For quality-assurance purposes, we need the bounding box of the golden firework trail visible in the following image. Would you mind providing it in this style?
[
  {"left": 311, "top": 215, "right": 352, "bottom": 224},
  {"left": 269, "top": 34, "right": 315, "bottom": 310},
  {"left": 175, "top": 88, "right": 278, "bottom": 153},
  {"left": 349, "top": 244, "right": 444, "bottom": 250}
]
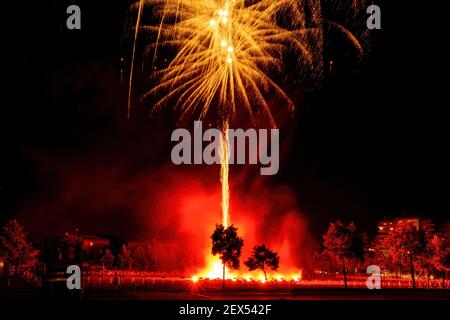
[
  {"left": 220, "top": 121, "right": 230, "bottom": 227},
  {"left": 128, "top": 0, "right": 365, "bottom": 227},
  {"left": 127, "top": 0, "right": 145, "bottom": 119}
]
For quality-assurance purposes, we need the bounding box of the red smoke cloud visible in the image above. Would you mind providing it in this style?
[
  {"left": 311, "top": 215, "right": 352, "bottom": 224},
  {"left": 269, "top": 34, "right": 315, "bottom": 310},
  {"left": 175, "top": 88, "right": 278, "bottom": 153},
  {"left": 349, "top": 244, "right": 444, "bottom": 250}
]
[
  {"left": 20, "top": 155, "right": 315, "bottom": 275},
  {"left": 137, "top": 166, "right": 316, "bottom": 274}
]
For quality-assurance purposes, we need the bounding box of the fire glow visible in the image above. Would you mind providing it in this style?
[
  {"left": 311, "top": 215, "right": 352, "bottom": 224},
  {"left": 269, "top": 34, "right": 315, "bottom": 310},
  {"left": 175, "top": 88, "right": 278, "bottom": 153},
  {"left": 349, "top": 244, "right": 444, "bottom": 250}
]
[
  {"left": 192, "top": 255, "right": 303, "bottom": 283},
  {"left": 190, "top": 129, "right": 304, "bottom": 283},
  {"left": 152, "top": 169, "right": 313, "bottom": 280}
]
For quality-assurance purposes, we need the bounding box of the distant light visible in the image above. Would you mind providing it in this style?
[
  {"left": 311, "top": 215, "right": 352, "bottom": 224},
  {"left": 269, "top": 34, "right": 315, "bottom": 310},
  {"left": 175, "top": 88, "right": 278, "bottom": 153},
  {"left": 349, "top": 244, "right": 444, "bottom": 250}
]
[
  {"left": 227, "top": 56, "right": 232, "bottom": 64},
  {"left": 192, "top": 276, "right": 199, "bottom": 282},
  {"left": 210, "top": 19, "right": 216, "bottom": 26},
  {"left": 227, "top": 46, "right": 234, "bottom": 53},
  {"left": 89, "top": 242, "right": 94, "bottom": 247},
  {"left": 221, "top": 40, "right": 227, "bottom": 47},
  {"left": 222, "top": 17, "right": 228, "bottom": 24}
]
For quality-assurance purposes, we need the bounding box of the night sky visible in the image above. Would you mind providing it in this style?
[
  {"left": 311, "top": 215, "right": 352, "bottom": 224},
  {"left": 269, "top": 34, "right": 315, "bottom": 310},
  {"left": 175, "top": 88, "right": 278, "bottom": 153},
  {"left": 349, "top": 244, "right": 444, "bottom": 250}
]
[{"left": 1, "top": 0, "right": 448, "bottom": 243}]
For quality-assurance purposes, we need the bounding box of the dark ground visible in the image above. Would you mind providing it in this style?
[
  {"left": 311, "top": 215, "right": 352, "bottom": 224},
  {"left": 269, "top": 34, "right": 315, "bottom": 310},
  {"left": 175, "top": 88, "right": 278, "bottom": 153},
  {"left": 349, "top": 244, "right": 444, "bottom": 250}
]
[
  {"left": 1, "top": 281, "right": 449, "bottom": 300},
  {"left": 82, "top": 288, "right": 450, "bottom": 300}
]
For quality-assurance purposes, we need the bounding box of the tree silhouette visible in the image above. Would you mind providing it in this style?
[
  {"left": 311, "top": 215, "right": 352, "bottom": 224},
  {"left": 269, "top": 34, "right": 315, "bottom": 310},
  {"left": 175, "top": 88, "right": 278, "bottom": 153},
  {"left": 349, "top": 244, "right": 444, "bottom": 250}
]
[
  {"left": 100, "top": 248, "right": 115, "bottom": 269},
  {"left": 0, "top": 220, "right": 38, "bottom": 285},
  {"left": 211, "top": 224, "right": 244, "bottom": 289},
  {"left": 244, "top": 244, "right": 279, "bottom": 281},
  {"left": 322, "top": 221, "right": 363, "bottom": 288},
  {"left": 117, "top": 244, "right": 133, "bottom": 270},
  {"left": 133, "top": 244, "right": 151, "bottom": 270}
]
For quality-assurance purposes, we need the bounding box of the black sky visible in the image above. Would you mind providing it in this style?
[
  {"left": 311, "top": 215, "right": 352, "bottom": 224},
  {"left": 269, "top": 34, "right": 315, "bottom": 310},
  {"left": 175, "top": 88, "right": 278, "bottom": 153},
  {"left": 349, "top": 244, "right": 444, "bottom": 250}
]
[{"left": 1, "top": 0, "right": 448, "bottom": 240}]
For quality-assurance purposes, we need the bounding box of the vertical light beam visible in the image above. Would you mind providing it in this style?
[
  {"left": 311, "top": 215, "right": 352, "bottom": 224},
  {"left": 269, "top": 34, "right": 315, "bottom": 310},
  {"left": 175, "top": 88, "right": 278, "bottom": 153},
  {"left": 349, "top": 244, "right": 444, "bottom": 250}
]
[
  {"left": 220, "top": 120, "right": 230, "bottom": 227},
  {"left": 127, "top": 0, "right": 144, "bottom": 119}
]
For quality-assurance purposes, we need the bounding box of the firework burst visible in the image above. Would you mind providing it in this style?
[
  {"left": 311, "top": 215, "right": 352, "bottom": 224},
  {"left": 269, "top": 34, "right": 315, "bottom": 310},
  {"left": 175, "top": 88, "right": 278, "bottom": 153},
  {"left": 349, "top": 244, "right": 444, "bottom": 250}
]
[{"left": 140, "top": 0, "right": 327, "bottom": 126}]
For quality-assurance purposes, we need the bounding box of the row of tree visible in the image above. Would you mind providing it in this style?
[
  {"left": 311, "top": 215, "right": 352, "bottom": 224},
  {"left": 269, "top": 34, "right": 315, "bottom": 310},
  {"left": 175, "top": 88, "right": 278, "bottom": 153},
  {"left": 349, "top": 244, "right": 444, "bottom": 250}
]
[
  {"left": 1, "top": 219, "right": 449, "bottom": 289},
  {"left": 318, "top": 220, "right": 450, "bottom": 288},
  {"left": 211, "top": 224, "right": 280, "bottom": 288},
  {"left": 46, "top": 232, "right": 156, "bottom": 271},
  {"left": 99, "top": 244, "right": 155, "bottom": 271},
  {"left": 209, "top": 221, "right": 450, "bottom": 289},
  {"left": 0, "top": 219, "right": 157, "bottom": 285}
]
